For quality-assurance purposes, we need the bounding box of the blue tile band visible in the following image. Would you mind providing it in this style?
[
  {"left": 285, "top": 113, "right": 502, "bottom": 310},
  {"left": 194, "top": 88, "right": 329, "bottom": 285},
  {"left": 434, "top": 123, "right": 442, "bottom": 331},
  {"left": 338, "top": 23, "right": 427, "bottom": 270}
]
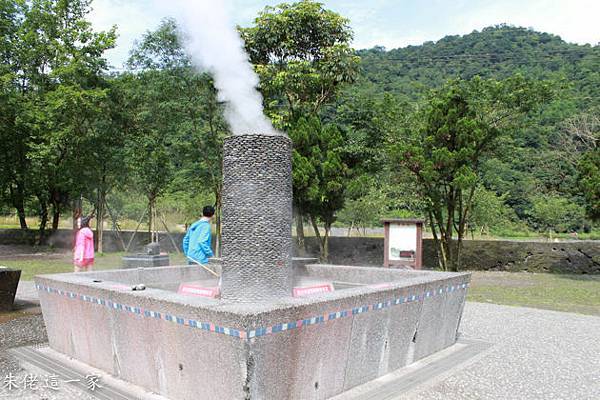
[{"left": 35, "top": 282, "right": 469, "bottom": 340}]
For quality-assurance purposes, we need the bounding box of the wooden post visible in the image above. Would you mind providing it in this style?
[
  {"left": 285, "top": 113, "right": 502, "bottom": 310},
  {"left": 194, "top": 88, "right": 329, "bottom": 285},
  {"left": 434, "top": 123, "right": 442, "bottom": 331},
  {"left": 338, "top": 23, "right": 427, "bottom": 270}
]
[
  {"left": 415, "top": 222, "right": 423, "bottom": 270},
  {"left": 383, "top": 222, "right": 390, "bottom": 267}
]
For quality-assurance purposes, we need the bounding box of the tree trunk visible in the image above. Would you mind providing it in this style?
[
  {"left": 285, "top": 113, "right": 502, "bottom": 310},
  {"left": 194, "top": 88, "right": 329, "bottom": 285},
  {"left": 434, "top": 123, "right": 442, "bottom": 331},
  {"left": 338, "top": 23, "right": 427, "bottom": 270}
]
[
  {"left": 97, "top": 190, "right": 105, "bottom": 253},
  {"left": 17, "top": 208, "right": 27, "bottom": 230},
  {"left": 148, "top": 196, "right": 154, "bottom": 244},
  {"left": 323, "top": 225, "right": 330, "bottom": 262},
  {"left": 454, "top": 238, "right": 463, "bottom": 272},
  {"left": 440, "top": 236, "right": 449, "bottom": 271},
  {"left": 37, "top": 195, "right": 48, "bottom": 245},
  {"left": 105, "top": 202, "right": 127, "bottom": 251},
  {"left": 453, "top": 186, "right": 475, "bottom": 272},
  {"left": 51, "top": 203, "right": 60, "bottom": 231},
  {"left": 72, "top": 197, "right": 82, "bottom": 250},
  {"left": 295, "top": 206, "right": 306, "bottom": 256},
  {"left": 309, "top": 215, "right": 328, "bottom": 262},
  {"left": 9, "top": 184, "right": 28, "bottom": 229},
  {"left": 428, "top": 209, "right": 448, "bottom": 271},
  {"left": 447, "top": 240, "right": 458, "bottom": 272},
  {"left": 72, "top": 197, "right": 81, "bottom": 230}
]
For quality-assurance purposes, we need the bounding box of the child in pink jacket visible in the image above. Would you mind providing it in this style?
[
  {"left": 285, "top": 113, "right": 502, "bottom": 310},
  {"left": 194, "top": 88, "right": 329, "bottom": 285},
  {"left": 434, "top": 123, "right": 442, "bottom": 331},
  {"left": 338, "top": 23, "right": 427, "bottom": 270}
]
[{"left": 74, "top": 215, "right": 95, "bottom": 272}]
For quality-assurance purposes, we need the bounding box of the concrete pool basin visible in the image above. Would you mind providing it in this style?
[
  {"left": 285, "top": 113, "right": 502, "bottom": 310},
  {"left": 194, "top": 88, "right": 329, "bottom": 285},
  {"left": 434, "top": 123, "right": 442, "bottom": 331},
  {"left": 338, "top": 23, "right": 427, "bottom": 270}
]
[{"left": 35, "top": 263, "right": 469, "bottom": 400}]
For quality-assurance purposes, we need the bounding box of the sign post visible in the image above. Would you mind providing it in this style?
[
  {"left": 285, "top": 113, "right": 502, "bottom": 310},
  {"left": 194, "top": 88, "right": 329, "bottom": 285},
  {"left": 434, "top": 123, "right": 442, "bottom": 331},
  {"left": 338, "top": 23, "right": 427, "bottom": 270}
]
[{"left": 382, "top": 218, "right": 424, "bottom": 269}]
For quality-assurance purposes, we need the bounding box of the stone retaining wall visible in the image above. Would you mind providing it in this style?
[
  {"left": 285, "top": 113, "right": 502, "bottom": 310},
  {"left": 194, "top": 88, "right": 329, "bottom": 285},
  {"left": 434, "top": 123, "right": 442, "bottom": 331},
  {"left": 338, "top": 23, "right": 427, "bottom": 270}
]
[
  {"left": 422, "top": 239, "right": 600, "bottom": 274},
  {"left": 303, "top": 237, "right": 599, "bottom": 274}
]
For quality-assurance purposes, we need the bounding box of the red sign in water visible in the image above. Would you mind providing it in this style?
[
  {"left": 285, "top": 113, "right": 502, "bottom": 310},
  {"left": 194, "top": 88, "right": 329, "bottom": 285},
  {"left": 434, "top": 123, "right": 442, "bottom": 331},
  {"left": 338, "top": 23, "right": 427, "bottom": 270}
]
[
  {"left": 178, "top": 283, "right": 220, "bottom": 298},
  {"left": 293, "top": 283, "right": 334, "bottom": 297}
]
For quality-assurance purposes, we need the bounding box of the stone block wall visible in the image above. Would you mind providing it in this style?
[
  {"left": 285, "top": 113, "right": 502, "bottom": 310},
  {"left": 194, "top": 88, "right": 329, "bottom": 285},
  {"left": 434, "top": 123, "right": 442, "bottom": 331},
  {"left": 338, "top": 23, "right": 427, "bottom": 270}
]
[
  {"left": 300, "top": 237, "right": 600, "bottom": 274},
  {"left": 423, "top": 239, "right": 600, "bottom": 274}
]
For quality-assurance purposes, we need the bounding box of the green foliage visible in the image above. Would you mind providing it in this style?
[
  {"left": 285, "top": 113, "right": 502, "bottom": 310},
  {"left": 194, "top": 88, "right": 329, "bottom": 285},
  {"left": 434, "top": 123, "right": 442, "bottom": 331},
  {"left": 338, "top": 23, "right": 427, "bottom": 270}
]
[
  {"left": 1, "top": 4, "right": 598, "bottom": 248},
  {"left": 121, "top": 18, "right": 228, "bottom": 241},
  {"left": 576, "top": 149, "right": 600, "bottom": 221},
  {"left": 128, "top": 18, "right": 190, "bottom": 71},
  {"left": 240, "top": 0, "right": 360, "bottom": 127},
  {"left": 331, "top": 90, "right": 428, "bottom": 228},
  {"left": 291, "top": 117, "right": 348, "bottom": 221},
  {"left": 530, "top": 195, "right": 586, "bottom": 234},
  {"left": 289, "top": 116, "right": 348, "bottom": 258},
  {"left": 335, "top": 180, "right": 387, "bottom": 232},
  {"left": 242, "top": 1, "right": 360, "bottom": 258},
  {"left": 469, "top": 187, "right": 516, "bottom": 235},
  {"left": 389, "top": 75, "right": 552, "bottom": 270},
  {"left": 354, "top": 25, "right": 599, "bottom": 236},
  {"left": 0, "top": 0, "right": 116, "bottom": 237}
]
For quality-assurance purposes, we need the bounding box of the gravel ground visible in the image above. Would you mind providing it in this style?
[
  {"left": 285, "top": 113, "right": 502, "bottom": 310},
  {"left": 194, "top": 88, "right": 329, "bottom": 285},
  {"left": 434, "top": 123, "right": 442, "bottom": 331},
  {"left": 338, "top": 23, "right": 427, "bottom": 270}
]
[
  {"left": 403, "top": 302, "right": 600, "bottom": 400},
  {"left": 0, "top": 315, "right": 47, "bottom": 374}
]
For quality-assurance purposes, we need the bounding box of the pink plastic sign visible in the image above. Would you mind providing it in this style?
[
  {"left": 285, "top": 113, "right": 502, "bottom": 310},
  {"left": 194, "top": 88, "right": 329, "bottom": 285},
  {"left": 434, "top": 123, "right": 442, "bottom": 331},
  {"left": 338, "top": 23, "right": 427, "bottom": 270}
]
[
  {"left": 293, "top": 284, "right": 334, "bottom": 297},
  {"left": 178, "top": 283, "right": 220, "bottom": 298}
]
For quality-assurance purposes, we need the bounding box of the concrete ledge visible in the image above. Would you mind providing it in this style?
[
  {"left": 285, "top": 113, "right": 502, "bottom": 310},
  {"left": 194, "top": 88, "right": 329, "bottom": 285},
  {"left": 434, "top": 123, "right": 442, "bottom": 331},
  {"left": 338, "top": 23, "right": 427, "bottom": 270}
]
[
  {"left": 35, "top": 266, "right": 469, "bottom": 399},
  {"left": 330, "top": 339, "right": 494, "bottom": 400},
  {"left": 10, "top": 339, "right": 491, "bottom": 400},
  {"left": 122, "top": 254, "right": 170, "bottom": 269}
]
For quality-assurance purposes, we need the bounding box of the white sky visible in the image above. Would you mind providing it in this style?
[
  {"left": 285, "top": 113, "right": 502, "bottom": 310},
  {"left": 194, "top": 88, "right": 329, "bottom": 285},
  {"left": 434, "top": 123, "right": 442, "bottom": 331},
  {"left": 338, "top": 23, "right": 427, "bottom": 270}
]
[{"left": 88, "top": 0, "right": 600, "bottom": 69}]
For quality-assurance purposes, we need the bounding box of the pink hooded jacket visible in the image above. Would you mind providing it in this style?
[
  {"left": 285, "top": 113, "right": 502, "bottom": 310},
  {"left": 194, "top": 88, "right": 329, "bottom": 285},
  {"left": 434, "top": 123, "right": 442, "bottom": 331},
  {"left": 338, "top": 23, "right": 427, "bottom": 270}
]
[{"left": 74, "top": 227, "right": 94, "bottom": 267}]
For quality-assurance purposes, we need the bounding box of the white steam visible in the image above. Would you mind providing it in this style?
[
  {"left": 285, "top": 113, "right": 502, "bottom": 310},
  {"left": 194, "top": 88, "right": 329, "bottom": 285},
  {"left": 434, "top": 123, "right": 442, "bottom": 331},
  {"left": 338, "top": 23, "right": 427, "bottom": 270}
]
[{"left": 174, "top": 0, "right": 279, "bottom": 136}]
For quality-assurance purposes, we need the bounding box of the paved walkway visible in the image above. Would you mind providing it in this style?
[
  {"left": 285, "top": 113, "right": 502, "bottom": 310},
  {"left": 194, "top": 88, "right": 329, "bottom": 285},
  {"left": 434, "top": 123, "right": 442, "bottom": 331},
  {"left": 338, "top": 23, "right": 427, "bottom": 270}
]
[
  {"left": 403, "top": 302, "right": 600, "bottom": 400},
  {"left": 2, "top": 283, "right": 600, "bottom": 399},
  {"left": 15, "top": 281, "right": 38, "bottom": 303}
]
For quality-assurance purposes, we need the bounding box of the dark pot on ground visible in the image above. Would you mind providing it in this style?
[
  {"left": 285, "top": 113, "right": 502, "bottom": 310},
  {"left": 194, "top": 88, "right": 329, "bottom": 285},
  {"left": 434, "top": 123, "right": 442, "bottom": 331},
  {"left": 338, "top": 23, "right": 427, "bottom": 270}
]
[{"left": 0, "top": 267, "right": 21, "bottom": 311}]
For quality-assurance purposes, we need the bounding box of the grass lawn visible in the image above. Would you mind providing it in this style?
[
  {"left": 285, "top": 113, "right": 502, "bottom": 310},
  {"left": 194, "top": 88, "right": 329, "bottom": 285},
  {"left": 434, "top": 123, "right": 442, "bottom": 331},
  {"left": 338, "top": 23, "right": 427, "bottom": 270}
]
[
  {"left": 0, "top": 250, "right": 188, "bottom": 281},
  {"left": 467, "top": 271, "right": 600, "bottom": 316}
]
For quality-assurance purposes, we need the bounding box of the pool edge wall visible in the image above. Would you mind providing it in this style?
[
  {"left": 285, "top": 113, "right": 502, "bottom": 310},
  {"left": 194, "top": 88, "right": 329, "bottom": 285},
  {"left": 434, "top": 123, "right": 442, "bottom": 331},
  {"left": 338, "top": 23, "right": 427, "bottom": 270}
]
[{"left": 35, "top": 266, "right": 470, "bottom": 400}]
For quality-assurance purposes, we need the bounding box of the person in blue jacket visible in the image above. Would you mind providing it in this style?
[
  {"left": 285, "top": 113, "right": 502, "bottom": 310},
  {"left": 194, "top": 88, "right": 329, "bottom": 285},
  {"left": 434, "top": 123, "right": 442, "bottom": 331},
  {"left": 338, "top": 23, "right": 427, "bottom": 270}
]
[{"left": 183, "top": 205, "right": 215, "bottom": 265}]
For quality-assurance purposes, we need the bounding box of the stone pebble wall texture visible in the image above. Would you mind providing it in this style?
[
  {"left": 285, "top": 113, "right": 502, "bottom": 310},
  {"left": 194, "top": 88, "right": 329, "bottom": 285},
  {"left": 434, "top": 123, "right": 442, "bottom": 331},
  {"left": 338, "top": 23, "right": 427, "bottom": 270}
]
[
  {"left": 1, "top": 230, "right": 598, "bottom": 274},
  {"left": 220, "top": 134, "right": 294, "bottom": 301}
]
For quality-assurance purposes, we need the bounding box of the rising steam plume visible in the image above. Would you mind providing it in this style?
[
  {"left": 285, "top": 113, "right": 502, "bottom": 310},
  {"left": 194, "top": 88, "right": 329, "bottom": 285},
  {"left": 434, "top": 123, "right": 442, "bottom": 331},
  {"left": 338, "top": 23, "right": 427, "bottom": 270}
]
[{"left": 173, "top": 0, "right": 280, "bottom": 136}]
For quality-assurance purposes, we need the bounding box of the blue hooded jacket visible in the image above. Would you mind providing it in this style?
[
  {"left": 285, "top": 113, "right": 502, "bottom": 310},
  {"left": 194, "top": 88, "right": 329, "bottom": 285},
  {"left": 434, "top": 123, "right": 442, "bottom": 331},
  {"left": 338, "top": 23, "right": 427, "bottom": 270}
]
[{"left": 182, "top": 219, "right": 213, "bottom": 264}]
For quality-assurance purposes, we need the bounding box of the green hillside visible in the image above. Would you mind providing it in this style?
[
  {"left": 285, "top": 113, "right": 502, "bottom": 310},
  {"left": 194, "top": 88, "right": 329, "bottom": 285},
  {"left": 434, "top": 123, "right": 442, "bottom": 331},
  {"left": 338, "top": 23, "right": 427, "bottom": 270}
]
[
  {"left": 356, "top": 25, "right": 599, "bottom": 106},
  {"left": 332, "top": 25, "right": 599, "bottom": 235}
]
